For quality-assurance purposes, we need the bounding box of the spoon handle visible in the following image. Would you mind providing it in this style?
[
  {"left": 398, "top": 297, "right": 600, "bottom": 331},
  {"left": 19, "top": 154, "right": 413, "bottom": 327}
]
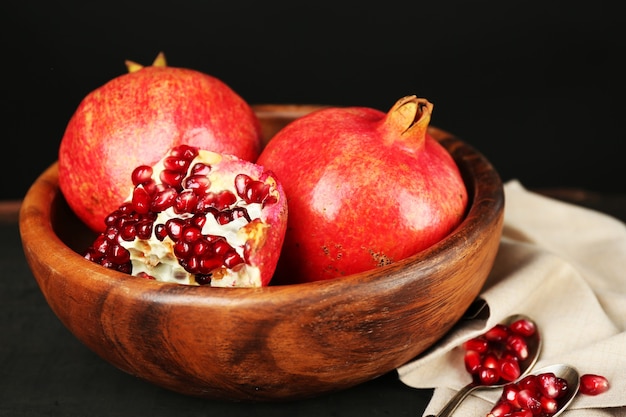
[{"left": 425, "top": 383, "right": 477, "bottom": 417}]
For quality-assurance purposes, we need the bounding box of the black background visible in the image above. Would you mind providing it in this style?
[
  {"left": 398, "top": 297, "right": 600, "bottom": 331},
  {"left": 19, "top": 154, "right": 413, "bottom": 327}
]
[{"left": 3, "top": 0, "right": 625, "bottom": 200}]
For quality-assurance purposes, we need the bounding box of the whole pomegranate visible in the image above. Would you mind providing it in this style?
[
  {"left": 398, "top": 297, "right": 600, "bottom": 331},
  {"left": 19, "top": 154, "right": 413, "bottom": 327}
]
[
  {"left": 84, "top": 145, "right": 287, "bottom": 287},
  {"left": 59, "top": 53, "right": 262, "bottom": 233},
  {"left": 257, "top": 96, "right": 468, "bottom": 283}
]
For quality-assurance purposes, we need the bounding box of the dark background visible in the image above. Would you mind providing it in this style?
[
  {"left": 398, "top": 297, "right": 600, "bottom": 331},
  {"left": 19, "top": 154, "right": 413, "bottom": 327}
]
[{"left": 3, "top": 0, "right": 625, "bottom": 200}]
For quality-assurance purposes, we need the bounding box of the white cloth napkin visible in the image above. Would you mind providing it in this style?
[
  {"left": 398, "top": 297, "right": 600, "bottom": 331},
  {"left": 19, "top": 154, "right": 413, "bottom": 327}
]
[{"left": 397, "top": 180, "right": 626, "bottom": 417}]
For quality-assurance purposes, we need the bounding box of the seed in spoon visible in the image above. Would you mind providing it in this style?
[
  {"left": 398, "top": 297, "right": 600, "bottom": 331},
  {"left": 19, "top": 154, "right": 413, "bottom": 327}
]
[
  {"left": 487, "top": 371, "right": 571, "bottom": 417},
  {"left": 462, "top": 316, "right": 538, "bottom": 385}
]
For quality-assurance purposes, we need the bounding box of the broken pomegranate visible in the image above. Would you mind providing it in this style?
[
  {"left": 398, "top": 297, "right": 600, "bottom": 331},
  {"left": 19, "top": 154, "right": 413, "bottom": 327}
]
[
  {"left": 59, "top": 53, "right": 262, "bottom": 233},
  {"left": 462, "top": 318, "right": 537, "bottom": 385},
  {"left": 84, "top": 145, "right": 287, "bottom": 287},
  {"left": 257, "top": 95, "right": 468, "bottom": 283}
]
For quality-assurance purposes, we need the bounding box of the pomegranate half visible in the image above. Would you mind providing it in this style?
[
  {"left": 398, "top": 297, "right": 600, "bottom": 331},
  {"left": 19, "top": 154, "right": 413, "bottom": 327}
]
[
  {"left": 257, "top": 96, "right": 469, "bottom": 283},
  {"left": 59, "top": 53, "right": 262, "bottom": 233},
  {"left": 84, "top": 145, "right": 287, "bottom": 287}
]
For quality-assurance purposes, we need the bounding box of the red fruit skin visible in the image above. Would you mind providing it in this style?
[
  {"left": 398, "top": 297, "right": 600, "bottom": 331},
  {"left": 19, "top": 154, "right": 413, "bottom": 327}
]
[
  {"left": 257, "top": 96, "right": 468, "bottom": 283},
  {"left": 59, "top": 65, "right": 262, "bottom": 233}
]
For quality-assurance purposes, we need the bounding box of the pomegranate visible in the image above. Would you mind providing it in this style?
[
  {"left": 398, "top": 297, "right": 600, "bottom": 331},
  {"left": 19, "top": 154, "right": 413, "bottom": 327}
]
[
  {"left": 256, "top": 95, "right": 468, "bottom": 283},
  {"left": 59, "top": 53, "right": 262, "bottom": 233},
  {"left": 462, "top": 318, "right": 538, "bottom": 385},
  {"left": 84, "top": 145, "right": 287, "bottom": 287}
]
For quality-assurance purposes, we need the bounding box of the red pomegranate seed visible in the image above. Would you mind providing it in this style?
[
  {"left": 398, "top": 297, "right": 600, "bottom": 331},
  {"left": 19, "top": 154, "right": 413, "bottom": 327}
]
[
  {"left": 487, "top": 400, "right": 511, "bottom": 417},
  {"left": 151, "top": 187, "right": 177, "bottom": 212},
  {"left": 482, "top": 353, "right": 499, "bottom": 370},
  {"left": 223, "top": 250, "right": 244, "bottom": 268},
  {"left": 478, "top": 366, "right": 500, "bottom": 385},
  {"left": 234, "top": 173, "right": 251, "bottom": 197},
  {"left": 540, "top": 395, "right": 559, "bottom": 414},
  {"left": 190, "top": 162, "right": 211, "bottom": 176},
  {"left": 245, "top": 180, "right": 271, "bottom": 204},
  {"left": 499, "top": 356, "right": 521, "bottom": 382},
  {"left": 166, "top": 218, "right": 185, "bottom": 240},
  {"left": 537, "top": 372, "right": 561, "bottom": 398},
  {"left": 579, "top": 374, "right": 610, "bottom": 395},
  {"left": 163, "top": 155, "right": 191, "bottom": 171},
  {"left": 506, "top": 334, "right": 529, "bottom": 360},
  {"left": 463, "top": 337, "right": 489, "bottom": 353},
  {"left": 184, "top": 174, "right": 211, "bottom": 194},
  {"left": 159, "top": 169, "right": 186, "bottom": 189},
  {"left": 169, "top": 144, "right": 198, "bottom": 159},
  {"left": 131, "top": 165, "right": 153, "bottom": 186},
  {"left": 516, "top": 388, "right": 542, "bottom": 414},
  {"left": 509, "top": 318, "right": 536, "bottom": 337},
  {"left": 484, "top": 324, "right": 510, "bottom": 342},
  {"left": 131, "top": 186, "right": 151, "bottom": 214},
  {"left": 502, "top": 383, "right": 521, "bottom": 408},
  {"left": 174, "top": 190, "right": 199, "bottom": 214},
  {"left": 464, "top": 350, "right": 482, "bottom": 374}
]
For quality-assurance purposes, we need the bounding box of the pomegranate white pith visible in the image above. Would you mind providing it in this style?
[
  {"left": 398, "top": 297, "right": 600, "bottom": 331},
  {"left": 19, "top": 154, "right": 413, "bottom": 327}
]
[{"left": 84, "top": 145, "right": 287, "bottom": 287}]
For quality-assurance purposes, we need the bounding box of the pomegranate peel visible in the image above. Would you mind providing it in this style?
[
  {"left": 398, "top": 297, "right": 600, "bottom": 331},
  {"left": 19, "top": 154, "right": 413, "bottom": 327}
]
[
  {"left": 59, "top": 53, "right": 262, "bottom": 233},
  {"left": 257, "top": 95, "right": 469, "bottom": 283},
  {"left": 84, "top": 145, "right": 287, "bottom": 287}
]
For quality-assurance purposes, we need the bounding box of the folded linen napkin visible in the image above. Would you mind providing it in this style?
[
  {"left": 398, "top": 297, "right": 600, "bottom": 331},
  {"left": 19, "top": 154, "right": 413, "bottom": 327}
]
[{"left": 397, "top": 180, "right": 626, "bottom": 417}]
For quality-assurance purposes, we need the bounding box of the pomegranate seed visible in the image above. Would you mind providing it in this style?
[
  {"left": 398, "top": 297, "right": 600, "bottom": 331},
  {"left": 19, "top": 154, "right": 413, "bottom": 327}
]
[
  {"left": 245, "top": 180, "right": 271, "bottom": 204},
  {"left": 151, "top": 187, "right": 177, "bottom": 212},
  {"left": 166, "top": 218, "right": 185, "bottom": 240},
  {"left": 487, "top": 401, "right": 511, "bottom": 417},
  {"left": 485, "top": 324, "right": 510, "bottom": 342},
  {"left": 174, "top": 190, "right": 199, "bottom": 214},
  {"left": 190, "top": 162, "right": 211, "bottom": 176},
  {"left": 160, "top": 169, "right": 186, "bottom": 188},
  {"left": 499, "top": 356, "right": 521, "bottom": 382},
  {"left": 132, "top": 186, "right": 151, "bottom": 214},
  {"left": 131, "top": 165, "right": 153, "bottom": 186},
  {"left": 540, "top": 395, "right": 558, "bottom": 414},
  {"left": 516, "top": 389, "right": 541, "bottom": 414},
  {"left": 482, "top": 353, "right": 499, "bottom": 370},
  {"left": 154, "top": 224, "right": 167, "bottom": 241},
  {"left": 502, "top": 384, "right": 521, "bottom": 408},
  {"left": 163, "top": 155, "right": 191, "bottom": 171},
  {"left": 184, "top": 174, "right": 211, "bottom": 194},
  {"left": 506, "top": 334, "right": 529, "bottom": 360},
  {"left": 478, "top": 366, "right": 500, "bottom": 385},
  {"left": 462, "top": 337, "right": 489, "bottom": 353},
  {"left": 537, "top": 372, "right": 560, "bottom": 398},
  {"left": 173, "top": 241, "right": 191, "bottom": 258},
  {"left": 182, "top": 226, "right": 202, "bottom": 243},
  {"left": 464, "top": 350, "right": 482, "bottom": 374},
  {"left": 234, "top": 173, "right": 251, "bottom": 197},
  {"left": 110, "top": 244, "right": 131, "bottom": 264},
  {"left": 509, "top": 410, "right": 532, "bottom": 417},
  {"left": 223, "top": 250, "right": 244, "bottom": 268},
  {"left": 169, "top": 144, "right": 198, "bottom": 159},
  {"left": 579, "top": 374, "right": 610, "bottom": 395},
  {"left": 509, "top": 318, "right": 536, "bottom": 337}
]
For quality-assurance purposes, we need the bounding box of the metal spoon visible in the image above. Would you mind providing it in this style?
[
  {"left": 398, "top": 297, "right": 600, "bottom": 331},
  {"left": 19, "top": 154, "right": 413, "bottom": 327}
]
[
  {"left": 426, "top": 314, "right": 542, "bottom": 417},
  {"left": 521, "top": 363, "right": 581, "bottom": 417}
]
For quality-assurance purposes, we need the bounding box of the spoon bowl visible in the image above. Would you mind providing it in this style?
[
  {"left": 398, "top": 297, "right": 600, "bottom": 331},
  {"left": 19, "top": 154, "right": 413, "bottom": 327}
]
[
  {"left": 428, "top": 313, "right": 542, "bottom": 417},
  {"left": 526, "top": 363, "right": 580, "bottom": 416}
]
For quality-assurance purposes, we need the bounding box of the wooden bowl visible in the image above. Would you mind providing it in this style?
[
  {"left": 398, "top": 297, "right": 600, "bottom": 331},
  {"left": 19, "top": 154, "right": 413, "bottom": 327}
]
[{"left": 19, "top": 104, "right": 504, "bottom": 402}]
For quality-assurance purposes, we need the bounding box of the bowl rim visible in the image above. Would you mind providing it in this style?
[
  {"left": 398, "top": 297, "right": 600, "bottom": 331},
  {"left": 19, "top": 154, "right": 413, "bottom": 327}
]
[{"left": 18, "top": 126, "right": 504, "bottom": 300}]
